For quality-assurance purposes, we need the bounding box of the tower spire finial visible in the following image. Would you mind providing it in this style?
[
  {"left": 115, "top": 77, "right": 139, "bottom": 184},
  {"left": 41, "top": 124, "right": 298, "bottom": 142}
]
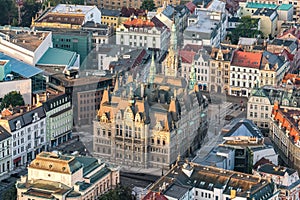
[{"left": 148, "top": 51, "right": 156, "bottom": 84}]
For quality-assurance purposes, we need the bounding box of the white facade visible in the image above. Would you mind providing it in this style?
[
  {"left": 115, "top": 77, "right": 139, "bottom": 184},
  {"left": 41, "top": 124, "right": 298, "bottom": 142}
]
[
  {"left": 0, "top": 30, "right": 52, "bottom": 66},
  {"left": 229, "top": 66, "right": 260, "bottom": 97},
  {"left": 52, "top": 4, "right": 102, "bottom": 24},
  {"left": 194, "top": 50, "right": 210, "bottom": 91},
  {"left": 0, "top": 107, "right": 47, "bottom": 168},
  {"left": 247, "top": 94, "right": 272, "bottom": 129},
  {"left": 252, "top": 147, "right": 278, "bottom": 165},
  {"left": 0, "top": 128, "right": 12, "bottom": 177},
  {"left": 0, "top": 79, "right": 32, "bottom": 105},
  {"left": 116, "top": 25, "right": 170, "bottom": 51}
]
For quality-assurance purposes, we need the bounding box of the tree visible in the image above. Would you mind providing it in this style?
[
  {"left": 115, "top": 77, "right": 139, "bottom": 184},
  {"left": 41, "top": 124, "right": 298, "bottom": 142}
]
[
  {"left": 140, "top": 0, "right": 155, "bottom": 11},
  {"left": 230, "top": 16, "right": 264, "bottom": 44},
  {"left": 98, "top": 185, "right": 133, "bottom": 200},
  {"left": 0, "top": 0, "right": 18, "bottom": 25},
  {"left": 20, "top": 0, "right": 42, "bottom": 27},
  {"left": 0, "top": 91, "right": 25, "bottom": 110},
  {"left": 2, "top": 186, "right": 17, "bottom": 200}
]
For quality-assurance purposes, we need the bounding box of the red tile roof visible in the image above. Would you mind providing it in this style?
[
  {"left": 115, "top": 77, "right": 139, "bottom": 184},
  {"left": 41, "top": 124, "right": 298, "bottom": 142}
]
[
  {"left": 272, "top": 104, "right": 300, "bottom": 143},
  {"left": 123, "top": 18, "right": 155, "bottom": 28},
  {"left": 282, "top": 73, "right": 300, "bottom": 85},
  {"left": 182, "top": 44, "right": 202, "bottom": 53},
  {"left": 142, "top": 191, "right": 168, "bottom": 200},
  {"left": 185, "top": 2, "right": 196, "bottom": 13},
  {"left": 231, "top": 51, "right": 263, "bottom": 68},
  {"left": 179, "top": 50, "right": 196, "bottom": 64},
  {"left": 278, "top": 27, "right": 300, "bottom": 40}
]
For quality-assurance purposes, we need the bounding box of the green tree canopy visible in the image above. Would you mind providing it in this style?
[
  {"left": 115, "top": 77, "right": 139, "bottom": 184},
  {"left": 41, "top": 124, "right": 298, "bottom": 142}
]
[
  {"left": 0, "top": 0, "right": 18, "bottom": 25},
  {"left": 2, "top": 185, "right": 17, "bottom": 200},
  {"left": 140, "top": 0, "right": 155, "bottom": 11},
  {"left": 230, "top": 16, "right": 264, "bottom": 44},
  {"left": 0, "top": 91, "right": 25, "bottom": 110},
  {"left": 20, "top": 0, "right": 42, "bottom": 27},
  {"left": 98, "top": 185, "right": 133, "bottom": 200}
]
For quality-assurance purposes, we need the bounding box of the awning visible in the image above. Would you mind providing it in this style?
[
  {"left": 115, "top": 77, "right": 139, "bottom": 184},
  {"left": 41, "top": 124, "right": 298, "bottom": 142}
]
[{"left": 13, "top": 157, "right": 21, "bottom": 163}]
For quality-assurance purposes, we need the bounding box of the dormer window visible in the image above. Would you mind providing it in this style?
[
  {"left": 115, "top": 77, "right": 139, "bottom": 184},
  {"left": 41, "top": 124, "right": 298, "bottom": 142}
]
[
  {"left": 33, "top": 113, "right": 39, "bottom": 122},
  {"left": 16, "top": 120, "right": 21, "bottom": 130}
]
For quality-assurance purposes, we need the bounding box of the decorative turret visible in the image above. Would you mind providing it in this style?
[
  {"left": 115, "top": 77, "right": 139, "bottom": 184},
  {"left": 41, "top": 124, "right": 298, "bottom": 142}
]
[
  {"left": 170, "top": 21, "right": 177, "bottom": 52},
  {"left": 164, "top": 21, "right": 179, "bottom": 77},
  {"left": 189, "top": 64, "right": 196, "bottom": 90},
  {"left": 148, "top": 52, "right": 156, "bottom": 85}
]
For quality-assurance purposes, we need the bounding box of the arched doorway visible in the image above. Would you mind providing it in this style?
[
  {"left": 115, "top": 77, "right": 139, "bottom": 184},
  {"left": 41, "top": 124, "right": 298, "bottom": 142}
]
[
  {"left": 211, "top": 85, "right": 215, "bottom": 92},
  {"left": 217, "top": 86, "right": 222, "bottom": 93}
]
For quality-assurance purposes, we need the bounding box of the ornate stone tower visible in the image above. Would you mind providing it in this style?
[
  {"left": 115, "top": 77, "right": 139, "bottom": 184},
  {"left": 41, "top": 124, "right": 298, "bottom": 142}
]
[
  {"left": 189, "top": 64, "right": 196, "bottom": 90},
  {"left": 164, "top": 22, "right": 179, "bottom": 77}
]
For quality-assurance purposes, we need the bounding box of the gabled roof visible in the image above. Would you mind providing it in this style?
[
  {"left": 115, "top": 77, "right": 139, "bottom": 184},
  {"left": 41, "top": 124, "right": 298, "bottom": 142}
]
[
  {"left": 223, "top": 119, "right": 263, "bottom": 138},
  {"left": 185, "top": 2, "right": 196, "bottom": 13},
  {"left": 123, "top": 18, "right": 155, "bottom": 28},
  {"left": 0, "top": 125, "right": 11, "bottom": 141},
  {"left": 257, "top": 163, "right": 296, "bottom": 176},
  {"left": 231, "top": 51, "right": 262, "bottom": 68},
  {"left": 179, "top": 50, "right": 196, "bottom": 64}
]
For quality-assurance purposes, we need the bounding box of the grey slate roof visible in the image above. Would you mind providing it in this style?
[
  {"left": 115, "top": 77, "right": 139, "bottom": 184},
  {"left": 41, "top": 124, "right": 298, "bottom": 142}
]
[
  {"left": 0, "top": 125, "right": 11, "bottom": 141},
  {"left": 8, "top": 106, "right": 46, "bottom": 132},
  {"left": 223, "top": 119, "right": 263, "bottom": 138}
]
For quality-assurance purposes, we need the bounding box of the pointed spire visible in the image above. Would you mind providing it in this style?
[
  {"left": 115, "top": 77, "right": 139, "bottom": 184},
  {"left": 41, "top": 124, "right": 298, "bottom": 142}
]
[
  {"left": 170, "top": 21, "right": 177, "bottom": 51},
  {"left": 148, "top": 52, "right": 156, "bottom": 84},
  {"left": 189, "top": 64, "right": 196, "bottom": 90},
  {"left": 101, "top": 87, "right": 110, "bottom": 105},
  {"left": 113, "top": 74, "right": 119, "bottom": 93}
]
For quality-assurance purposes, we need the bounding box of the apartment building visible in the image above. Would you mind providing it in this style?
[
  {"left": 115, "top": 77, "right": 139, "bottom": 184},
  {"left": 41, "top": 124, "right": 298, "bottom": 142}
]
[
  {"left": 209, "top": 47, "right": 232, "bottom": 94},
  {"left": 16, "top": 152, "right": 120, "bottom": 200},
  {"left": 0, "top": 126, "right": 12, "bottom": 177},
  {"left": 269, "top": 103, "right": 300, "bottom": 173},
  {"left": 43, "top": 93, "right": 73, "bottom": 148},
  {"left": 184, "top": 9, "right": 227, "bottom": 47},
  {"left": 230, "top": 50, "right": 289, "bottom": 97},
  {"left": 253, "top": 163, "right": 300, "bottom": 200},
  {"left": 0, "top": 106, "right": 47, "bottom": 168},
  {"left": 32, "top": 4, "right": 102, "bottom": 29},
  {"left": 116, "top": 18, "right": 170, "bottom": 51},
  {"left": 248, "top": 85, "right": 300, "bottom": 131},
  {"left": 251, "top": 8, "right": 278, "bottom": 38},
  {"left": 194, "top": 48, "right": 210, "bottom": 91},
  {"left": 246, "top": 0, "right": 300, "bottom": 22},
  {"left": 146, "top": 161, "right": 279, "bottom": 199}
]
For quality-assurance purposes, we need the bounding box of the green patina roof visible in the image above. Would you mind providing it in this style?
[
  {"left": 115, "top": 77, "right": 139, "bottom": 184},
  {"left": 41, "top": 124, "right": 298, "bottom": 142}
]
[
  {"left": 278, "top": 4, "right": 293, "bottom": 10},
  {"left": 246, "top": 2, "right": 277, "bottom": 9},
  {"left": 75, "top": 156, "right": 100, "bottom": 176},
  {"left": 90, "top": 167, "right": 111, "bottom": 184},
  {"left": 37, "top": 48, "right": 77, "bottom": 66}
]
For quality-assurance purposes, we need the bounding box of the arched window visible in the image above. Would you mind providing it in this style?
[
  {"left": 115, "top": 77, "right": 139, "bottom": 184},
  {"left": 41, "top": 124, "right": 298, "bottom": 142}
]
[
  {"left": 129, "top": 126, "right": 132, "bottom": 137},
  {"left": 119, "top": 125, "right": 123, "bottom": 136},
  {"left": 116, "top": 125, "right": 119, "bottom": 135}
]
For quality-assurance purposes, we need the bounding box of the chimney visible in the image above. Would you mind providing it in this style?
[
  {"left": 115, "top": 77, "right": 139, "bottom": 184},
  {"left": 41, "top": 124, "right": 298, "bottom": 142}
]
[{"left": 141, "top": 83, "right": 144, "bottom": 98}]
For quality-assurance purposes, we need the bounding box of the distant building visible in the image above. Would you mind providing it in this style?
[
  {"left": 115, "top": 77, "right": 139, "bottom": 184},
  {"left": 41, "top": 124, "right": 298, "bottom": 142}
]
[
  {"left": 147, "top": 161, "right": 279, "bottom": 200},
  {"left": 0, "top": 125, "right": 12, "bottom": 178},
  {"left": 100, "top": 8, "right": 120, "bottom": 29},
  {"left": 194, "top": 119, "right": 278, "bottom": 173},
  {"left": 184, "top": 8, "right": 227, "bottom": 47},
  {"left": 269, "top": 103, "right": 300, "bottom": 172},
  {"left": 82, "top": 22, "right": 114, "bottom": 45},
  {"left": 16, "top": 152, "right": 120, "bottom": 200},
  {"left": 253, "top": 163, "right": 300, "bottom": 200},
  {"left": 251, "top": 8, "right": 278, "bottom": 38},
  {"left": 193, "top": 48, "right": 210, "bottom": 91},
  {"left": 42, "top": 93, "right": 73, "bottom": 148},
  {"left": 0, "top": 26, "right": 52, "bottom": 66},
  {"left": 209, "top": 47, "right": 233, "bottom": 94},
  {"left": 0, "top": 106, "right": 47, "bottom": 168},
  {"left": 248, "top": 86, "right": 300, "bottom": 130},
  {"left": 116, "top": 18, "right": 170, "bottom": 51},
  {"left": 230, "top": 50, "right": 289, "bottom": 97},
  {"left": 0, "top": 53, "right": 45, "bottom": 95},
  {"left": 49, "top": 73, "right": 113, "bottom": 125},
  {"left": 246, "top": 0, "right": 300, "bottom": 22},
  {"left": 32, "top": 4, "right": 102, "bottom": 29}
]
